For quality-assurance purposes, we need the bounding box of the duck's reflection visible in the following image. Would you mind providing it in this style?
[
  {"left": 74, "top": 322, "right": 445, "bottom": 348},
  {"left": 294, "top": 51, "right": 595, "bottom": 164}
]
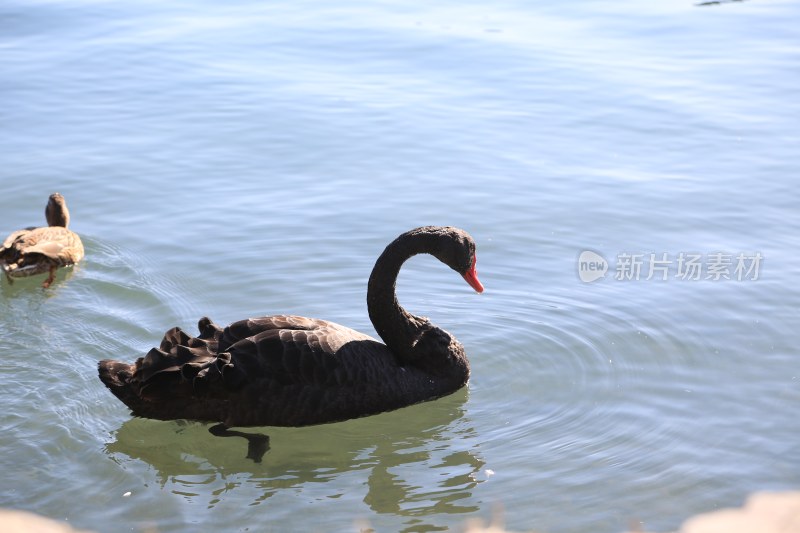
[
  {"left": 0, "top": 264, "right": 77, "bottom": 298},
  {"left": 105, "top": 389, "right": 485, "bottom": 516}
]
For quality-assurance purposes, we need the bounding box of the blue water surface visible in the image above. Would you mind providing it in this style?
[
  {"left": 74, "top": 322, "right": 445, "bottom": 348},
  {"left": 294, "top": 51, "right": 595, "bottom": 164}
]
[{"left": 1, "top": 1, "right": 798, "bottom": 531}]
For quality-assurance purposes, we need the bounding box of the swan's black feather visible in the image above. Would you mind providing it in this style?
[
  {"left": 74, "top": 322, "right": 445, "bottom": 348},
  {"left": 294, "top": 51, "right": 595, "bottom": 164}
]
[{"left": 98, "top": 226, "right": 479, "bottom": 428}]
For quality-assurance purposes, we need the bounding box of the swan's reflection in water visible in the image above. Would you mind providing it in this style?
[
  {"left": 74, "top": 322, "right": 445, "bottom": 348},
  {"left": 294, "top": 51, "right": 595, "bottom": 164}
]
[{"left": 105, "top": 389, "right": 485, "bottom": 525}]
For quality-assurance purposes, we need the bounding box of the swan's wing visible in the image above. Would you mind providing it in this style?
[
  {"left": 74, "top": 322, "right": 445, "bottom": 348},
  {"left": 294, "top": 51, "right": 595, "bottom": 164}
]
[
  {"left": 132, "top": 323, "right": 221, "bottom": 399},
  {"left": 212, "top": 315, "right": 384, "bottom": 392},
  {"left": 216, "top": 315, "right": 374, "bottom": 351},
  {"left": 221, "top": 318, "right": 374, "bottom": 389},
  {"left": 130, "top": 315, "right": 377, "bottom": 401}
]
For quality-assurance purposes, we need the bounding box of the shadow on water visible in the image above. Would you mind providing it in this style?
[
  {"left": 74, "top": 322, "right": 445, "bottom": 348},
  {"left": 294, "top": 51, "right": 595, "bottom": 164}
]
[{"left": 104, "top": 388, "right": 486, "bottom": 519}]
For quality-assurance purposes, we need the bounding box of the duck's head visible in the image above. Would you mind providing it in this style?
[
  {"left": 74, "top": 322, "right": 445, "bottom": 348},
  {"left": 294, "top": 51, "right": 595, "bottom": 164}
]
[{"left": 45, "top": 193, "right": 70, "bottom": 228}]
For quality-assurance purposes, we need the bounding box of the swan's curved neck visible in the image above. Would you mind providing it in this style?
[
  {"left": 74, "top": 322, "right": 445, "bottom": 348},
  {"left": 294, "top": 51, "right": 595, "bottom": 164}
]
[{"left": 366, "top": 232, "right": 432, "bottom": 360}]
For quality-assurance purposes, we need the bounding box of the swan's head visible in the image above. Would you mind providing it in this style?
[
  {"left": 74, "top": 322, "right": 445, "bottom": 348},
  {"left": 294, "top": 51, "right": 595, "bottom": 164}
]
[
  {"left": 45, "top": 193, "right": 70, "bottom": 228},
  {"left": 419, "top": 226, "right": 484, "bottom": 294}
]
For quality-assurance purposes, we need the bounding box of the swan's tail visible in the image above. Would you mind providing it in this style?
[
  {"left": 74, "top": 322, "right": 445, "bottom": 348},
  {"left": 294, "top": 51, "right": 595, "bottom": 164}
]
[
  {"left": 98, "top": 355, "right": 215, "bottom": 420},
  {"left": 98, "top": 359, "right": 147, "bottom": 413},
  {"left": 97, "top": 317, "right": 231, "bottom": 422}
]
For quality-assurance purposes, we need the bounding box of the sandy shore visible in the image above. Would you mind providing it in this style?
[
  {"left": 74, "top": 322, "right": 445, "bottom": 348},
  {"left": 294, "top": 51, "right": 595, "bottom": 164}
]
[{"left": 3, "top": 490, "right": 799, "bottom": 532}]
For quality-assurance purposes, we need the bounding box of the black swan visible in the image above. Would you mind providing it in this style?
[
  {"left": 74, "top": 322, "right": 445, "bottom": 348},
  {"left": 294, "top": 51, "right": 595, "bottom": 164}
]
[
  {"left": 1, "top": 193, "right": 84, "bottom": 288},
  {"left": 98, "top": 226, "right": 483, "bottom": 459}
]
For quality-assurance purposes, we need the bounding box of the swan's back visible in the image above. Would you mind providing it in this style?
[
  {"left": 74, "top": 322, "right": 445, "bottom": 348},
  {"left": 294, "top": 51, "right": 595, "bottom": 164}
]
[{"left": 99, "top": 315, "right": 457, "bottom": 427}]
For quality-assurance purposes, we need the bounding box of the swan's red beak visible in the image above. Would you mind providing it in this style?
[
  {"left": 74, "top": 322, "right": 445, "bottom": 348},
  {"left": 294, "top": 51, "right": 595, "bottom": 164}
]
[{"left": 462, "top": 260, "right": 484, "bottom": 293}]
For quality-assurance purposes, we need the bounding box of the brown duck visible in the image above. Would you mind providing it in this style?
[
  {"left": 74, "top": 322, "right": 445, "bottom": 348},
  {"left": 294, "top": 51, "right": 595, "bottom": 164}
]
[
  {"left": 1, "top": 193, "right": 84, "bottom": 288},
  {"left": 98, "top": 226, "right": 484, "bottom": 460}
]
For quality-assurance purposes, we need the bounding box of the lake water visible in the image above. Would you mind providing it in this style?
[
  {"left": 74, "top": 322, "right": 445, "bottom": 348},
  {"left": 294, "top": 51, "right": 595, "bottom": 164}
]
[{"left": 1, "top": 0, "right": 798, "bottom": 532}]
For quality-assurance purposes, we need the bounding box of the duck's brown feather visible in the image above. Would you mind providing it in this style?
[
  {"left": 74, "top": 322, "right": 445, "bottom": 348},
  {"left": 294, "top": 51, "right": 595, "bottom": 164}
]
[{"left": 1, "top": 194, "right": 84, "bottom": 280}]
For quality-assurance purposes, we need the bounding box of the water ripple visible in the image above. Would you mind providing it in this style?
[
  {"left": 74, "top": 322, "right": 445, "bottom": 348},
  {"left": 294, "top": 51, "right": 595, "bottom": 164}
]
[{"left": 468, "top": 287, "right": 718, "bottom": 500}]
